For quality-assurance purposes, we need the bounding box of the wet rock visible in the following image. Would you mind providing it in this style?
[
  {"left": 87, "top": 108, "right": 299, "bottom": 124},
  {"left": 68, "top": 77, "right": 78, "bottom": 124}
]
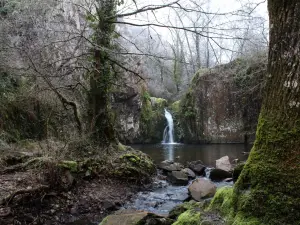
[
  {"left": 138, "top": 213, "right": 174, "bottom": 225},
  {"left": 187, "top": 160, "right": 206, "bottom": 175},
  {"left": 100, "top": 210, "right": 173, "bottom": 225},
  {"left": 100, "top": 210, "right": 148, "bottom": 225},
  {"left": 216, "top": 156, "right": 232, "bottom": 172},
  {"left": 223, "top": 178, "right": 233, "bottom": 182},
  {"left": 182, "top": 168, "right": 196, "bottom": 179},
  {"left": 102, "top": 201, "right": 118, "bottom": 211},
  {"left": 159, "top": 160, "right": 184, "bottom": 172},
  {"left": 232, "top": 162, "right": 246, "bottom": 183},
  {"left": 167, "top": 171, "right": 188, "bottom": 185},
  {"left": 209, "top": 169, "right": 232, "bottom": 182},
  {"left": 188, "top": 178, "right": 216, "bottom": 201}
]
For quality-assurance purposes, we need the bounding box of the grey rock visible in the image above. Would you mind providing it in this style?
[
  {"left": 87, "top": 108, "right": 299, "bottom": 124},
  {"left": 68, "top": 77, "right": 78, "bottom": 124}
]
[
  {"left": 187, "top": 160, "right": 206, "bottom": 175},
  {"left": 188, "top": 178, "right": 216, "bottom": 201},
  {"left": 167, "top": 171, "right": 189, "bottom": 185},
  {"left": 209, "top": 169, "right": 232, "bottom": 182},
  {"left": 182, "top": 168, "right": 196, "bottom": 179},
  {"left": 216, "top": 156, "right": 232, "bottom": 172},
  {"left": 159, "top": 160, "right": 184, "bottom": 172}
]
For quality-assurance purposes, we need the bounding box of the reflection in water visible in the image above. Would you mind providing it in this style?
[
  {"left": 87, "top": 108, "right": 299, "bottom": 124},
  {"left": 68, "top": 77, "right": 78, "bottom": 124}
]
[
  {"left": 131, "top": 144, "right": 251, "bottom": 166},
  {"left": 162, "top": 144, "right": 174, "bottom": 161}
]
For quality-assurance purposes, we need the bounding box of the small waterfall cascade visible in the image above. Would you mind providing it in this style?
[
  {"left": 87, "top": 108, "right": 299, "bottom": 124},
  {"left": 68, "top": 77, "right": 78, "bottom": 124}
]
[{"left": 162, "top": 109, "right": 175, "bottom": 144}]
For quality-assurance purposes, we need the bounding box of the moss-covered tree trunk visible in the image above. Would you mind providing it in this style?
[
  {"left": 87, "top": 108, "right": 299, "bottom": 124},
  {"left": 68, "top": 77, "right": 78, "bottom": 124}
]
[
  {"left": 233, "top": 1, "right": 300, "bottom": 224},
  {"left": 89, "top": 0, "right": 117, "bottom": 145}
]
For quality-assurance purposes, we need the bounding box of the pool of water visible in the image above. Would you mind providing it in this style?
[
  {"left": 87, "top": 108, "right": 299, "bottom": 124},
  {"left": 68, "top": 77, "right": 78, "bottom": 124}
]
[{"left": 131, "top": 143, "right": 251, "bottom": 166}]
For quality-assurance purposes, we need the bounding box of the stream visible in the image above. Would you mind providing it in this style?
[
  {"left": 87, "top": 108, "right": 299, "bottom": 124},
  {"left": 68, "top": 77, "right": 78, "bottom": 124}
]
[{"left": 124, "top": 143, "right": 250, "bottom": 215}]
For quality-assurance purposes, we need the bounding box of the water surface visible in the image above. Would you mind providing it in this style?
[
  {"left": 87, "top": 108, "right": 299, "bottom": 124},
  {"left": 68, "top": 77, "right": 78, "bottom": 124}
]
[{"left": 131, "top": 143, "right": 250, "bottom": 166}]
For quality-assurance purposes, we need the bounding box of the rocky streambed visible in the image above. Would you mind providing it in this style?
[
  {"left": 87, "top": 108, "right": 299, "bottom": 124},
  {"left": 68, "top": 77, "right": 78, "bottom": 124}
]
[{"left": 100, "top": 156, "right": 246, "bottom": 225}]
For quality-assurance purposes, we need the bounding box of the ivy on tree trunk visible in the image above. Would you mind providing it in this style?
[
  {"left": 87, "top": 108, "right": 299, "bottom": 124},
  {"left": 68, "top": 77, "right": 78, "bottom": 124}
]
[{"left": 89, "top": 0, "right": 117, "bottom": 145}]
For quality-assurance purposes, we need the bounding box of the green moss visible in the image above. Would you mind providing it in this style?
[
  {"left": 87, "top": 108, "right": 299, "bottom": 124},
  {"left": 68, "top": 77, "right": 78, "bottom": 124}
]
[
  {"left": 171, "top": 100, "right": 180, "bottom": 113},
  {"left": 169, "top": 201, "right": 204, "bottom": 220},
  {"left": 172, "top": 210, "right": 201, "bottom": 225},
  {"left": 139, "top": 89, "right": 167, "bottom": 143},
  {"left": 109, "top": 150, "right": 156, "bottom": 183},
  {"left": 200, "top": 110, "right": 300, "bottom": 224},
  {"left": 232, "top": 111, "right": 300, "bottom": 225},
  {"left": 180, "top": 91, "right": 196, "bottom": 118},
  {"left": 209, "top": 186, "right": 234, "bottom": 217},
  {"left": 177, "top": 89, "right": 202, "bottom": 143},
  {"left": 232, "top": 162, "right": 246, "bottom": 182},
  {"left": 231, "top": 213, "right": 262, "bottom": 225},
  {"left": 117, "top": 142, "right": 126, "bottom": 151},
  {"left": 99, "top": 216, "right": 108, "bottom": 225},
  {"left": 151, "top": 97, "right": 168, "bottom": 110},
  {"left": 208, "top": 186, "right": 264, "bottom": 225},
  {"left": 59, "top": 161, "right": 78, "bottom": 172}
]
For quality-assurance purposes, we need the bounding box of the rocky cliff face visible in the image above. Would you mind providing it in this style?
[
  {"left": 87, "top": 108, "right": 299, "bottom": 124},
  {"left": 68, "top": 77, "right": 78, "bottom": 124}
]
[
  {"left": 112, "top": 76, "right": 167, "bottom": 144},
  {"left": 174, "top": 56, "right": 267, "bottom": 144}
]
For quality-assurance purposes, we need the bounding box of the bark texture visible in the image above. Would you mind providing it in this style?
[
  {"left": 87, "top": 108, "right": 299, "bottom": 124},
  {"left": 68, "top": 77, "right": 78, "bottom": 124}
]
[{"left": 233, "top": 1, "right": 300, "bottom": 224}]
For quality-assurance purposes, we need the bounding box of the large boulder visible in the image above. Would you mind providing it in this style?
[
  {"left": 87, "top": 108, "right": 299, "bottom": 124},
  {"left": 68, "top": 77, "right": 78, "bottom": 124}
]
[
  {"left": 188, "top": 178, "right": 216, "bottom": 201},
  {"left": 182, "top": 168, "right": 196, "bottom": 179},
  {"left": 209, "top": 169, "right": 232, "bottom": 182},
  {"left": 159, "top": 160, "right": 184, "bottom": 172},
  {"left": 167, "top": 171, "right": 189, "bottom": 185},
  {"left": 216, "top": 156, "right": 232, "bottom": 172},
  {"left": 187, "top": 160, "right": 206, "bottom": 175}
]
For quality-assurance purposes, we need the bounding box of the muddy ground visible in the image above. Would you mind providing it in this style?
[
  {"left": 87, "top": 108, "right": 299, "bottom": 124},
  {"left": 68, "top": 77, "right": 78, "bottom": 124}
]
[
  {"left": 0, "top": 147, "right": 149, "bottom": 225},
  {"left": 0, "top": 169, "right": 143, "bottom": 225}
]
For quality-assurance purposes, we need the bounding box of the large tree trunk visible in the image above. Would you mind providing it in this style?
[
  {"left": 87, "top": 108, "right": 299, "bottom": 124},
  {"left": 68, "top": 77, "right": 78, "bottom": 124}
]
[
  {"left": 233, "top": 1, "right": 300, "bottom": 224},
  {"left": 89, "top": 0, "right": 117, "bottom": 145}
]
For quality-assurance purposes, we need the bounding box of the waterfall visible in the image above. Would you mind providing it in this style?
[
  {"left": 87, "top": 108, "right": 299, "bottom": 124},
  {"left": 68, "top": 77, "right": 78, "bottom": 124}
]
[{"left": 162, "top": 109, "right": 175, "bottom": 144}]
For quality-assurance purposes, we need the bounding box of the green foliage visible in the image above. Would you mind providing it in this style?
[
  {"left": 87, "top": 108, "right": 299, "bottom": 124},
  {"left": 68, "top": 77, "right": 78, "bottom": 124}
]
[
  {"left": 139, "top": 88, "right": 167, "bottom": 143},
  {"left": 180, "top": 91, "right": 196, "bottom": 119},
  {"left": 171, "top": 100, "right": 180, "bottom": 113},
  {"left": 0, "top": 70, "right": 76, "bottom": 142},
  {"left": 176, "top": 89, "right": 202, "bottom": 143},
  {"left": 140, "top": 89, "right": 153, "bottom": 122}
]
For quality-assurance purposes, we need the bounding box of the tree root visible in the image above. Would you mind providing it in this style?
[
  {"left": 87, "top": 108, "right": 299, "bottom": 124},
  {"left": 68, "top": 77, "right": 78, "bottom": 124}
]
[
  {"left": 0, "top": 157, "right": 49, "bottom": 174},
  {"left": 1, "top": 185, "right": 49, "bottom": 206}
]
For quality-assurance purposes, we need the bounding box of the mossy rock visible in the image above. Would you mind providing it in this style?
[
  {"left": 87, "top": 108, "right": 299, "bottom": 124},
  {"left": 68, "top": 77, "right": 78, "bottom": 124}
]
[
  {"left": 58, "top": 161, "right": 78, "bottom": 172},
  {"left": 136, "top": 213, "right": 174, "bottom": 225},
  {"left": 108, "top": 148, "right": 156, "bottom": 183},
  {"left": 168, "top": 201, "right": 204, "bottom": 220},
  {"left": 172, "top": 209, "right": 201, "bottom": 225}
]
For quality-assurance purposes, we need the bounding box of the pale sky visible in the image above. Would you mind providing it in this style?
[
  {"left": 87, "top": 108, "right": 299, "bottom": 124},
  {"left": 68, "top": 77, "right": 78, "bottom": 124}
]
[{"left": 117, "top": 0, "right": 269, "bottom": 63}]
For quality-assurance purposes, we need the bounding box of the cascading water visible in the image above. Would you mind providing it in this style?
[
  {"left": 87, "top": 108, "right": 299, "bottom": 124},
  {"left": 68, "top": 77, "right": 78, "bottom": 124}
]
[{"left": 162, "top": 109, "right": 175, "bottom": 144}]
